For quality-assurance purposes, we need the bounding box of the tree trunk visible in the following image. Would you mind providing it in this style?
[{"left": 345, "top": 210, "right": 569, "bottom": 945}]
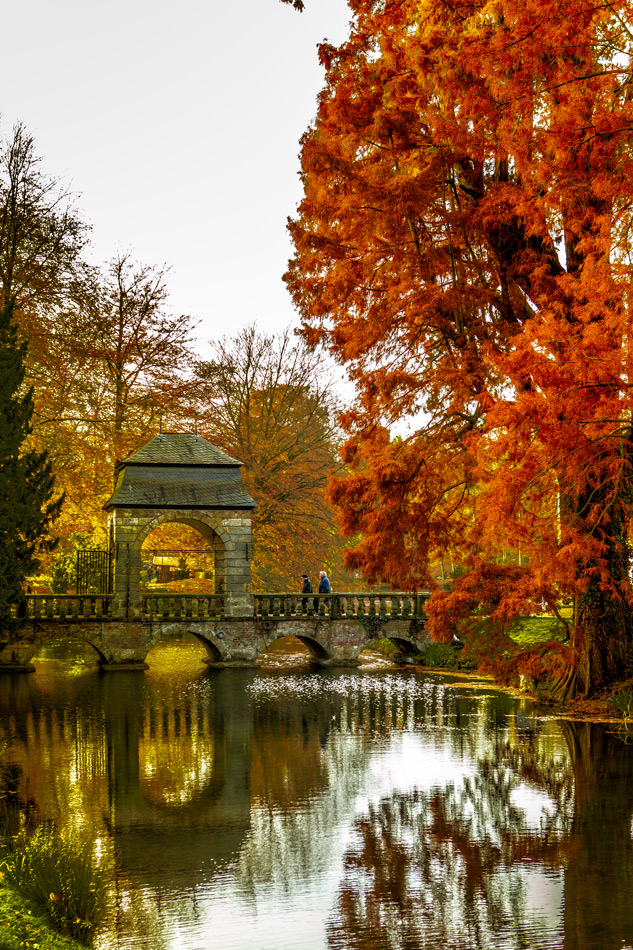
[{"left": 555, "top": 475, "right": 633, "bottom": 699}]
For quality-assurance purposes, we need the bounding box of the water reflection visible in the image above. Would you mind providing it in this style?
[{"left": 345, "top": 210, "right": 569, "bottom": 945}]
[{"left": 0, "top": 645, "right": 631, "bottom": 949}]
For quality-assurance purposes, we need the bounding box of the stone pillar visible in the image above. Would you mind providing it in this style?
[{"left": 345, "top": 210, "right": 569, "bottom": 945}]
[
  {"left": 220, "top": 513, "right": 253, "bottom": 617},
  {"left": 221, "top": 514, "right": 252, "bottom": 594},
  {"left": 110, "top": 511, "right": 147, "bottom": 618}
]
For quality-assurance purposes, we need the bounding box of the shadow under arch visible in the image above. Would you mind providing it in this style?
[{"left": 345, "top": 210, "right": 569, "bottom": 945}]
[
  {"left": 385, "top": 637, "right": 417, "bottom": 655},
  {"left": 136, "top": 512, "right": 230, "bottom": 594},
  {"left": 295, "top": 635, "right": 330, "bottom": 660},
  {"left": 190, "top": 631, "right": 223, "bottom": 663}
]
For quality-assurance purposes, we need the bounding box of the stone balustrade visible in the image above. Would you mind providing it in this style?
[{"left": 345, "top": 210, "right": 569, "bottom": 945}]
[
  {"left": 26, "top": 594, "right": 113, "bottom": 620},
  {"left": 142, "top": 594, "right": 225, "bottom": 621},
  {"left": 254, "top": 592, "right": 429, "bottom": 621},
  {"left": 22, "top": 591, "right": 429, "bottom": 625}
]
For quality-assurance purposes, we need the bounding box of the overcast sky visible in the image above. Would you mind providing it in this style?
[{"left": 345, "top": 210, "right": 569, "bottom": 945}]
[{"left": 1, "top": 0, "right": 351, "bottom": 357}]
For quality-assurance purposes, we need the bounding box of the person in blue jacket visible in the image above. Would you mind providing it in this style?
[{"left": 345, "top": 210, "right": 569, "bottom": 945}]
[{"left": 318, "top": 571, "right": 331, "bottom": 608}]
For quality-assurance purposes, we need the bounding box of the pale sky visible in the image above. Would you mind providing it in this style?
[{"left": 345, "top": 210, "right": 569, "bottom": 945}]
[{"left": 0, "top": 0, "right": 351, "bottom": 357}]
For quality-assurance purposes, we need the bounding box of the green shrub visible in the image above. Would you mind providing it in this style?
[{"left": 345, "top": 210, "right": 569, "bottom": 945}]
[
  {"left": 2, "top": 823, "right": 111, "bottom": 945},
  {"left": 373, "top": 638, "right": 402, "bottom": 656}
]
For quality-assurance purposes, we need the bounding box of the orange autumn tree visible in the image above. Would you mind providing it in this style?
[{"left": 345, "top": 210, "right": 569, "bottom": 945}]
[{"left": 286, "top": 0, "right": 633, "bottom": 697}]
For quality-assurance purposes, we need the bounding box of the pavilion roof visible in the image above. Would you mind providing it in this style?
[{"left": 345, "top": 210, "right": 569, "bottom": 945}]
[{"left": 104, "top": 433, "right": 256, "bottom": 511}]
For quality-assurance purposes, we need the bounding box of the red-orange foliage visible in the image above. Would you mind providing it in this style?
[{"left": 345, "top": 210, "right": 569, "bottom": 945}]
[{"left": 286, "top": 0, "right": 633, "bottom": 695}]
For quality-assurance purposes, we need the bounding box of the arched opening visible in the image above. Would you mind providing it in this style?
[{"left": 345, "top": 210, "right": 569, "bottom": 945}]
[
  {"left": 139, "top": 519, "right": 225, "bottom": 596},
  {"left": 257, "top": 635, "right": 329, "bottom": 670}
]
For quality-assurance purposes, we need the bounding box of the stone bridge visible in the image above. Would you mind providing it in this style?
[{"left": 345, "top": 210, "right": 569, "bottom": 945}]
[
  {"left": 1, "top": 433, "right": 432, "bottom": 673},
  {"left": 3, "top": 591, "right": 431, "bottom": 672}
]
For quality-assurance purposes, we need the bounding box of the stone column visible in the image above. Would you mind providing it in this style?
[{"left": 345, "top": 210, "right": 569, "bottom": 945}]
[
  {"left": 220, "top": 512, "right": 253, "bottom": 617},
  {"left": 110, "top": 511, "right": 146, "bottom": 619}
]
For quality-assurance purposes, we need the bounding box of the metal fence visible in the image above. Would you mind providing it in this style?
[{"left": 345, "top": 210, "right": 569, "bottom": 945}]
[{"left": 76, "top": 549, "right": 112, "bottom": 595}]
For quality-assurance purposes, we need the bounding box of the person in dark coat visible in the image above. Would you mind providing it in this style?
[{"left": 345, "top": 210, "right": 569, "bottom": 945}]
[
  {"left": 318, "top": 571, "right": 331, "bottom": 608},
  {"left": 301, "top": 573, "right": 315, "bottom": 613}
]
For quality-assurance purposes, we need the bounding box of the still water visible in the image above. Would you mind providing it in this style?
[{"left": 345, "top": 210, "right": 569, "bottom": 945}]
[{"left": 1, "top": 639, "right": 632, "bottom": 950}]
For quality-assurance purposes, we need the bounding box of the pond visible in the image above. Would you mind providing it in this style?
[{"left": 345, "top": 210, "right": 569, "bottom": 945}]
[{"left": 1, "top": 639, "right": 632, "bottom": 950}]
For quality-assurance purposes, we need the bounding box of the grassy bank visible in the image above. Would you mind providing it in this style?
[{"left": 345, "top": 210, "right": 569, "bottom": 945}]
[{"left": 0, "top": 880, "right": 85, "bottom": 950}]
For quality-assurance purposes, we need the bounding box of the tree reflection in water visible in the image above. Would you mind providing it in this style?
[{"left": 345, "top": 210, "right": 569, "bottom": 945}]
[
  {"left": 327, "top": 714, "right": 633, "bottom": 950},
  {"left": 2, "top": 659, "right": 633, "bottom": 949}
]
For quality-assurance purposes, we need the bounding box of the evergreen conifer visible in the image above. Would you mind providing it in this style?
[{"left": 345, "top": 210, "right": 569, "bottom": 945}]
[{"left": 0, "top": 299, "right": 62, "bottom": 634}]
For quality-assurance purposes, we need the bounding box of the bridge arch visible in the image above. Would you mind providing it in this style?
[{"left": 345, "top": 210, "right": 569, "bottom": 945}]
[
  {"left": 79, "top": 638, "right": 109, "bottom": 666},
  {"left": 189, "top": 630, "right": 225, "bottom": 663}
]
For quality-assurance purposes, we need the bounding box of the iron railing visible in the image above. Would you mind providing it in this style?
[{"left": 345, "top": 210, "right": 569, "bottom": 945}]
[{"left": 76, "top": 549, "right": 112, "bottom": 595}]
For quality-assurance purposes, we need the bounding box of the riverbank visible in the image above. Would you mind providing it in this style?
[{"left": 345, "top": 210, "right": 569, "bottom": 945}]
[
  {"left": 415, "top": 661, "right": 625, "bottom": 722},
  {"left": 0, "top": 881, "right": 84, "bottom": 950}
]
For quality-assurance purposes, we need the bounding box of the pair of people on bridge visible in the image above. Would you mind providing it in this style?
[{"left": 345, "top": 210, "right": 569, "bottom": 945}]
[{"left": 301, "top": 571, "right": 331, "bottom": 613}]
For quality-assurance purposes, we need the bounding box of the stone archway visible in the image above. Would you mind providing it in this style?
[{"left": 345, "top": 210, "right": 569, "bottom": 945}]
[
  {"left": 104, "top": 433, "right": 256, "bottom": 618},
  {"left": 137, "top": 511, "right": 230, "bottom": 594}
]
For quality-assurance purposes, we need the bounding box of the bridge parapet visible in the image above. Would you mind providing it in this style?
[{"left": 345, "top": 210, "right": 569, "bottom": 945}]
[
  {"left": 254, "top": 592, "right": 429, "bottom": 622},
  {"left": 143, "top": 594, "right": 225, "bottom": 622},
  {"left": 26, "top": 594, "right": 113, "bottom": 621}
]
